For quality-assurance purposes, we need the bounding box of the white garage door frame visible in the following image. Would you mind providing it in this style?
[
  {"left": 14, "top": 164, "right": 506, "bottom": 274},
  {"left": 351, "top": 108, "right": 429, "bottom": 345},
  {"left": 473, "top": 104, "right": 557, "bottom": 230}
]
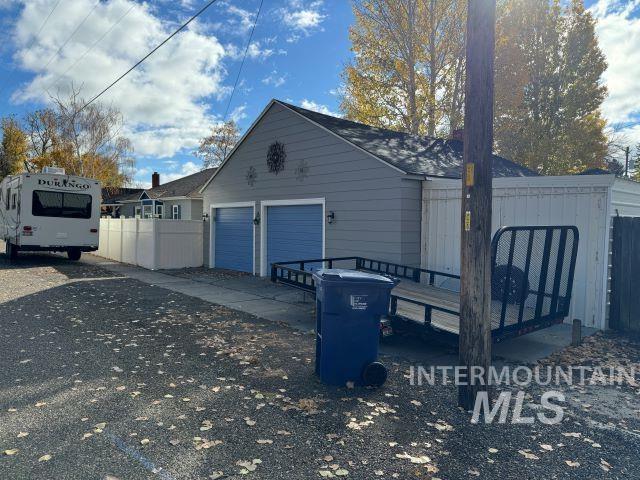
[
  {"left": 259, "top": 198, "right": 326, "bottom": 277},
  {"left": 210, "top": 202, "right": 256, "bottom": 274}
]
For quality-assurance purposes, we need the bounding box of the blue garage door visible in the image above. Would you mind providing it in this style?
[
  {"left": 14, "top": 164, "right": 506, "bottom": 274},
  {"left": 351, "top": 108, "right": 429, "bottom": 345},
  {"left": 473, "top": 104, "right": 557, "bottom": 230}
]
[
  {"left": 214, "top": 207, "right": 253, "bottom": 272},
  {"left": 267, "top": 204, "right": 323, "bottom": 272}
]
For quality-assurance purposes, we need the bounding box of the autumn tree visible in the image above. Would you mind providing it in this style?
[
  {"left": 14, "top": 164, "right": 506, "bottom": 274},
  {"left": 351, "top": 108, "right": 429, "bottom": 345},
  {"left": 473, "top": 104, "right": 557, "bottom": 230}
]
[
  {"left": 493, "top": 0, "right": 608, "bottom": 174},
  {"left": 0, "top": 117, "right": 28, "bottom": 180},
  {"left": 341, "top": 0, "right": 466, "bottom": 136},
  {"left": 197, "top": 120, "right": 240, "bottom": 168},
  {"left": 24, "top": 86, "right": 134, "bottom": 188}
]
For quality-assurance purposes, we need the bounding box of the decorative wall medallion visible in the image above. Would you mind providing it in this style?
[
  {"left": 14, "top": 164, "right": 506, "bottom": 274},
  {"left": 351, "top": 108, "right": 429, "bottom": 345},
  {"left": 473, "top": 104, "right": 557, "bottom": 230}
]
[
  {"left": 295, "top": 160, "right": 309, "bottom": 181},
  {"left": 246, "top": 166, "right": 257, "bottom": 186},
  {"left": 266, "top": 141, "right": 286, "bottom": 175}
]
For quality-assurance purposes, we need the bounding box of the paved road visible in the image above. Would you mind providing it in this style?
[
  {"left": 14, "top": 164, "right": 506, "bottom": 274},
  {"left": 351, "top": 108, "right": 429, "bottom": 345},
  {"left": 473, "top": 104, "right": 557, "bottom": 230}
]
[{"left": 0, "top": 251, "right": 638, "bottom": 479}]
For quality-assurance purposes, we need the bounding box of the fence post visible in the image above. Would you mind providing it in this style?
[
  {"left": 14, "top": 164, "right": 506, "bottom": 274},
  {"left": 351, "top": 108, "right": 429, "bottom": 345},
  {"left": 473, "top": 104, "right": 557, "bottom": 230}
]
[{"left": 571, "top": 319, "right": 582, "bottom": 347}]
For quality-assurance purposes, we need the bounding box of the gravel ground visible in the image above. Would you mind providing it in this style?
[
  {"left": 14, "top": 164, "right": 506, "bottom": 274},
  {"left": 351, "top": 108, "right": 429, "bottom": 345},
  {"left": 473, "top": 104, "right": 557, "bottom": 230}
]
[{"left": 0, "top": 251, "right": 639, "bottom": 479}]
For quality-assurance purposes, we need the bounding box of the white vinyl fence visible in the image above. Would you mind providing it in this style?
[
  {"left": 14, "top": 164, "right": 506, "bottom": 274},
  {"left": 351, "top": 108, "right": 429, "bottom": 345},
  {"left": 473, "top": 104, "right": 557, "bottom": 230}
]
[{"left": 96, "top": 218, "right": 203, "bottom": 270}]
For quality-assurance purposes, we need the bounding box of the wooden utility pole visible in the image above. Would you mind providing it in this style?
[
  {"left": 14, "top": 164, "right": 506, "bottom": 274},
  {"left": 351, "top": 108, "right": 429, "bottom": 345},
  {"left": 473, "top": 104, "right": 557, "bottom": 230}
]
[{"left": 458, "top": 0, "right": 496, "bottom": 410}]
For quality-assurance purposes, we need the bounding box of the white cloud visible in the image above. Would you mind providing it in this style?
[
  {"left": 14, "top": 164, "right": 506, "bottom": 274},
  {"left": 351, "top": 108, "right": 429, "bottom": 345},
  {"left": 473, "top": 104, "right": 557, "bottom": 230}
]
[
  {"left": 262, "top": 71, "right": 287, "bottom": 87},
  {"left": 280, "top": 0, "right": 326, "bottom": 41},
  {"left": 590, "top": 0, "right": 640, "bottom": 125},
  {"left": 247, "top": 41, "right": 274, "bottom": 59},
  {"left": 300, "top": 99, "right": 340, "bottom": 117},
  {"left": 10, "top": 0, "right": 227, "bottom": 158}
]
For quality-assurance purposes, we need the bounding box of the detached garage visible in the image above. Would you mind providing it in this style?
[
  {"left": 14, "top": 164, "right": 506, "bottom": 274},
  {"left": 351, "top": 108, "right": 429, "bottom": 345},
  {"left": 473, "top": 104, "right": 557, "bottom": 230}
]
[
  {"left": 200, "top": 99, "right": 640, "bottom": 330},
  {"left": 201, "top": 99, "right": 533, "bottom": 277}
]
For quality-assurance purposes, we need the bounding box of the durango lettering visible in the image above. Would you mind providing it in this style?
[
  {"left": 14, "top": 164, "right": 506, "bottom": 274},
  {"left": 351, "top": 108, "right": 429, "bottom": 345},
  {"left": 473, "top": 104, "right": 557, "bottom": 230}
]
[{"left": 37, "top": 178, "right": 91, "bottom": 190}]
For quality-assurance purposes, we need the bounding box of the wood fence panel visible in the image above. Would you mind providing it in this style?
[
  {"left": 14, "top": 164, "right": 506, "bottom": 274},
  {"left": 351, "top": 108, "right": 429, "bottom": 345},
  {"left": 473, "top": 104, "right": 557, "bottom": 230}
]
[{"left": 610, "top": 217, "right": 640, "bottom": 332}]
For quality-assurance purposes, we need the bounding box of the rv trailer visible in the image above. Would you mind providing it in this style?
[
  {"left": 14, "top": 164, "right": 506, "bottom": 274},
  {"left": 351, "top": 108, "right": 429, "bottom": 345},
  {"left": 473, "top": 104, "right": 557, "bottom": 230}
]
[{"left": 0, "top": 167, "right": 101, "bottom": 261}]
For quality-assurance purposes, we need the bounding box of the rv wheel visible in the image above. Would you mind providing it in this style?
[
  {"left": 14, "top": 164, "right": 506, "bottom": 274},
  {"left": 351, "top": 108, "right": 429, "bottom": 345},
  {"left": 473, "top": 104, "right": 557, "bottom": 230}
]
[
  {"left": 67, "top": 248, "right": 82, "bottom": 261},
  {"left": 6, "top": 242, "right": 18, "bottom": 260}
]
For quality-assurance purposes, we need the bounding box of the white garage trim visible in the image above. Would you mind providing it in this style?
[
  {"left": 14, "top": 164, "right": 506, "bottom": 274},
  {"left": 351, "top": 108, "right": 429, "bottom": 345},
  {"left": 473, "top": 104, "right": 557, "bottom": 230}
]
[
  {"left": 210, "top": 202, "right": 256, "bottom": 274},
  {"left": 259, "top": 198, "right": 326, "bottom": 276}
]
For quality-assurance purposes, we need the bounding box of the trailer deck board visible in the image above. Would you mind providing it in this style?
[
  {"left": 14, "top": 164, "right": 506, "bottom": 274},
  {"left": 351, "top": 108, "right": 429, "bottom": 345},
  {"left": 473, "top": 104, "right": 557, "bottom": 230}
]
[{"left": 391, "top": 281, "right": 537, "bottom": 335}]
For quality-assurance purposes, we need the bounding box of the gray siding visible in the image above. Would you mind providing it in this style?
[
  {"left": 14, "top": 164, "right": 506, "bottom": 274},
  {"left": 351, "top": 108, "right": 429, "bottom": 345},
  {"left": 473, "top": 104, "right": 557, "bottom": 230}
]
[
  {"left": 202, "top": 102, "right": 422, "bottom": 273},
  {"left": 162, "top": 199, "right": 204, "bottom": 220}
]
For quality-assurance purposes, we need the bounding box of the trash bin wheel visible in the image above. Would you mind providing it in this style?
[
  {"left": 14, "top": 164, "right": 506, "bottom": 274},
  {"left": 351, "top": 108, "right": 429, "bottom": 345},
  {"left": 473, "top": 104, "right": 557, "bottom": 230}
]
[{"left": 362, "top": 361, "right": 387, "bottom": 387}]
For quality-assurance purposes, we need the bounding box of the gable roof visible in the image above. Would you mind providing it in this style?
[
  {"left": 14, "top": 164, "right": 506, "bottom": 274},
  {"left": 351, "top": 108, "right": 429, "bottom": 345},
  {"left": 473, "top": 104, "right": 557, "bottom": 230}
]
[
  {"left": 101, "top": 187, "right": 144, "bottom": 204},
  {"left": 200, "top": 99, "right": 537, "bottom": 192},
  {"left": 279, "top": 101, "right": 537, "bottom": 178},
  {"left": 146, "top": 168, "right": 217, "bottom": 200}
]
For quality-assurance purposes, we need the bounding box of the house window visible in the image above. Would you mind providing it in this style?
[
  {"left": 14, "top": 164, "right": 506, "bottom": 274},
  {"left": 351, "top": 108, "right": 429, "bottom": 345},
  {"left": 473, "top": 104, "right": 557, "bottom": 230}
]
[
  {"left": 172, "top": 204, "right": 181, "bottom": 220},
  {"left": 142, "top": 205, "right": 153, "bottom": 218},
  {"left": 135, "top": 206, "right": 141, "bottom": 218},
  {"left": 155, "top": 204, "right": 164, "bottom": 218}
]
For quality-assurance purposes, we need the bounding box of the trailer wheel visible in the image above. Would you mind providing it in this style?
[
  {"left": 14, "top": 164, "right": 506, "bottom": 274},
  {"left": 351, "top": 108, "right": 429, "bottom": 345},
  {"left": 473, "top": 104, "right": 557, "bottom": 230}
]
[
  {"left": 6, "top": 242, "right": 18, "bottom": 260},
  {"left": 492, "top": 265, "right": 528, "bottom": 304},
  {"left": 67, "top": 248, "right": 82, "bottom": 261}
]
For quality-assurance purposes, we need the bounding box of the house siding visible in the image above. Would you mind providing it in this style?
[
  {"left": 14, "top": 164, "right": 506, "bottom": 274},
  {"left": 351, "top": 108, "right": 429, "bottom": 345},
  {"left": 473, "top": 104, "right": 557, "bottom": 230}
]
[
  {"left": 202, "top": 102, "right": 422, "bottom": 272},
  {"left": 162, "top": 198, "right": 204, "bottom": 220}
]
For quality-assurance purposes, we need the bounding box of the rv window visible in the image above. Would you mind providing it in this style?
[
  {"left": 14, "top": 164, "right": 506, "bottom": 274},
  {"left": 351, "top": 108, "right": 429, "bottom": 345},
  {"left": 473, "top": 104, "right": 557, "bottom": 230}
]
[
  {"left": 11, "top": 193, "right": 17, "bottom": 210},
  {"left": 4, "top": 188, "right": 9, "bottom": 210},
  {"left": 32, "top": 190, "right": 92, "bottom": 219}
]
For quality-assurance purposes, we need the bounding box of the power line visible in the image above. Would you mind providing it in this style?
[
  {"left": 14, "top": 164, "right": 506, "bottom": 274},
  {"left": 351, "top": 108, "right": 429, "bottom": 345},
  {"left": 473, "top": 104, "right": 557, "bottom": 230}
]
[
  {"left": 24, "top": 0, "right": 64, "bottom": 51},
  {"left": 41, "top": 0, "right": 100, "bottom": 71},
  {"left": 81, "top": 0, "right": 222, "bottom": 112},
  {"left": 223, "top": 0, "right": 264, "bottom": 121},
  {"left": 48, "top": 3, "right": 136, "bottom": 91}
]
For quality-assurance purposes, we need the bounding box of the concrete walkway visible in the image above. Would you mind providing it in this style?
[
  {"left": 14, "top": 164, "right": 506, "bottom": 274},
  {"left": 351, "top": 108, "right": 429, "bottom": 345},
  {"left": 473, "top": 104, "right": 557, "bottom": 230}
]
[
  {"left": 84, "top": 254, "right": 317, "bottom": 330},
  {"left": 83, "top": 254, "right": 597, "bottom": 366}
]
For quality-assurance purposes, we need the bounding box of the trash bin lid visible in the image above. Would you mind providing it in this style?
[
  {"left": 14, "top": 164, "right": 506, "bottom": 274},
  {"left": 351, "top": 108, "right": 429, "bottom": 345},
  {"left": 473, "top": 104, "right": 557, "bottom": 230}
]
[{"left": 312, "top": 268, "right": 396, "bottom": 285}]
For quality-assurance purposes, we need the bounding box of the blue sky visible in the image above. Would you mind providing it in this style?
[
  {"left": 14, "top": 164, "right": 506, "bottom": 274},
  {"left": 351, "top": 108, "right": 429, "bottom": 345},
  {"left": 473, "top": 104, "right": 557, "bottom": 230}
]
[{"left": 0, "top": 0, "right": 639, "bottom": 186}]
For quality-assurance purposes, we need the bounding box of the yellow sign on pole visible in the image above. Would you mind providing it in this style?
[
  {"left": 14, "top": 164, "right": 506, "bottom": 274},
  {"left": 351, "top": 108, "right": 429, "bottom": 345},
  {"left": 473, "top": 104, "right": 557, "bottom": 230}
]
[
  {"left": 464, "top": 211, "right": 471, "bottom": 231},
  {"left": 466, "top": 163, "right": 475, "bottom": 187}
]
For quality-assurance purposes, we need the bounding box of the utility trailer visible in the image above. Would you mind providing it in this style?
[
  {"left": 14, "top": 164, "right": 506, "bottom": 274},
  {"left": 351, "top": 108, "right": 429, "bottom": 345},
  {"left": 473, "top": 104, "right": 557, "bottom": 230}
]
[
  {"left": 0, "top": 168, "right": 101, "bottom": 261},
  {"left": 271, "top": 226, "right": 579, "bottom": 343}
]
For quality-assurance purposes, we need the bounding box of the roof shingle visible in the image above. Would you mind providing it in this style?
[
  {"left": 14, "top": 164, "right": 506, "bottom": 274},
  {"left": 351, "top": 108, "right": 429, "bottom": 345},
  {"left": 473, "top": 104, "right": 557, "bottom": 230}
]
[
  {"left": 146, "top": 168, "right": 217, "bottom": 199},
  {"left": 278, "top": 101, "right": 537, "bottom": 178}
]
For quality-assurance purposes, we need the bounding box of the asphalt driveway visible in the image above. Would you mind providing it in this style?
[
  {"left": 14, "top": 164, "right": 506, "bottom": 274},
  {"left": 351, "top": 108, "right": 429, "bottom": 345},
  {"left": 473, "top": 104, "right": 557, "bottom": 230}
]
[{"left": 1, "top": 250, "right": 639, "bottom": 479}]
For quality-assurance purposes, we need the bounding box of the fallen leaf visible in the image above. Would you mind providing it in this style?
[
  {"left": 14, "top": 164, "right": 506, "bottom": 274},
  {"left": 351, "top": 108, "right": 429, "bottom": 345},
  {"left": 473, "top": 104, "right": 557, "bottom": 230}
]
[
  {"left": 4, "top": 449, "right": 18, "bottom": 456},
  {"left": 518, "top": 450, "right": 539, "bottom": 460},
  {"left": 488, "top": 448, "right": 498, "bottom": 454},
  {"left": 140, "top": 438, "right": 150, "bottom": 445},
  {"left": 565, "top": 460, "right": 580, "bottom": 468},
  {"left": 17, "top": 432, "right": 28, "bottom": 438},
  {"left": 38, "top": 454, "right": 52, "bottom": 462}
]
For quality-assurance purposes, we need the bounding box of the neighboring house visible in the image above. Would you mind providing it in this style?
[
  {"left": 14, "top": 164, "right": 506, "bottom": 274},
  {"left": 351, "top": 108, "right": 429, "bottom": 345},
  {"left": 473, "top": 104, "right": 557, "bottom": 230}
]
[
  {"left": 199, "top": 99, "right": 640, "bottom": 330},
  {"left": 112, "top": 168, "right": 216, "bottom": 220},
  {"left": 101, "top": 187, "right": 144, "bottom": 218}
]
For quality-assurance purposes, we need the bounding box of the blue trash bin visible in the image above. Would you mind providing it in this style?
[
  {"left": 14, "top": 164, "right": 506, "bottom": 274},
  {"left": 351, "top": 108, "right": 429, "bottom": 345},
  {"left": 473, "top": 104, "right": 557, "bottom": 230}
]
[{"left": 313, "top": 269, "right": 397, "bottom": 387}]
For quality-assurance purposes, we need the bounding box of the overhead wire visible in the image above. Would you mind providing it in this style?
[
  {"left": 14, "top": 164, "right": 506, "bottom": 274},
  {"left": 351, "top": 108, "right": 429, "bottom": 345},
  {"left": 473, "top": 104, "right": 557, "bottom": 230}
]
[
  {"left": 80, "top": 0, "right": 222, "bottom": 112},
  {"left": 222, "top": 0, "right": 264, "bottom": 121},
  {"left": 41, "top": 0, "right": 101, "bottom": 71},
  {"left": 24, "top": 0, "right": 63, "bottom": 51},
  {"left": 48, "top": 3, "right": 136, "bottom": 91}
]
